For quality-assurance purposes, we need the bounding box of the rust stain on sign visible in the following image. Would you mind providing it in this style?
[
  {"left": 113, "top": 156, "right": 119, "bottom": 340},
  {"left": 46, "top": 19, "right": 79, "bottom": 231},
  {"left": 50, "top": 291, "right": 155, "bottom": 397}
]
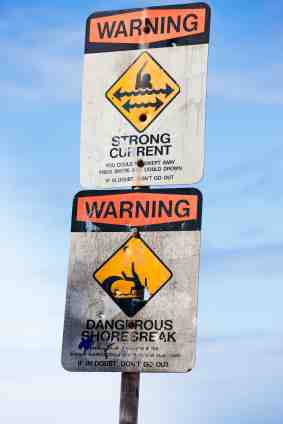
[{"left": 62, "top": 188, "right": 202, "bottom": 373}]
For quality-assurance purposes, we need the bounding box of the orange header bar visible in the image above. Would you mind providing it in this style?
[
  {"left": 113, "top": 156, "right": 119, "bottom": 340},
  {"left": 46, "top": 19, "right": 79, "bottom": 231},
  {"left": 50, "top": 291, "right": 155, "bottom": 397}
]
[
  {"left": 76, "top": 192, "right": 199, "bottom": 227},
  {"left": 89, "top": 8, "right": 206, "bottom": 44}
]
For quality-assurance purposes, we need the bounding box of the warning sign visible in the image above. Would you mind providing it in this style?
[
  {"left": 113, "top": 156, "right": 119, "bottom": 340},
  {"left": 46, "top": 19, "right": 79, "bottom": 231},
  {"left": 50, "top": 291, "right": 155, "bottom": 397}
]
[
  {"left": 106, "top": 52, "right": 180, "bottom": 132},
  {"left": 62, "top": 188, "right": 202, "bottom": 373},
  {"left": 80, "top": 3, "right": 211, "bottom": 188},
  {"left": 94, "top": 234, "right": 172, "bottom": 317}
]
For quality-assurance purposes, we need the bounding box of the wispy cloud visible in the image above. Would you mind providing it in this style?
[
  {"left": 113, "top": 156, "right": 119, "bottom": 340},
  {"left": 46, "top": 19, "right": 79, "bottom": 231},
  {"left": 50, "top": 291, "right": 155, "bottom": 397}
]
[
  {"left": 0, "top": 8, "right": 83, "bottom": 104},
  {"left": 209, "top": 64, "right": 283, "bottom": 105}
]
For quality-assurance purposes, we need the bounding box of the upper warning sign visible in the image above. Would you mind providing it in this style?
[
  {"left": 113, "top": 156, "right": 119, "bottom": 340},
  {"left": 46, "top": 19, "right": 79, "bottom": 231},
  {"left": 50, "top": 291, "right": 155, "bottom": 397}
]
[
  {"left": 85, "top": 3, "right": 210, "bottom": 53},
  {"left": 80, "top": 3, "right": 211, "bottom": 188},
  {"left": 106, "top": 52, "right": 180, "bottom": 132}
]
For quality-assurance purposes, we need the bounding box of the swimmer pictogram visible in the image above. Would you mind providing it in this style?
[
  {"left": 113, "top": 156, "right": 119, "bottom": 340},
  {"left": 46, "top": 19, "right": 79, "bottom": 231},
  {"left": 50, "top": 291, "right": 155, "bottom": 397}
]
[
  {"left": 105, "top": 51, "right": 180, "bottom": 132},
  {"left": 93, "top": 234, "right": 172, "bottom": 317},
  {"left": 135, "top": 61, "right": 152, "bottom": 90}
]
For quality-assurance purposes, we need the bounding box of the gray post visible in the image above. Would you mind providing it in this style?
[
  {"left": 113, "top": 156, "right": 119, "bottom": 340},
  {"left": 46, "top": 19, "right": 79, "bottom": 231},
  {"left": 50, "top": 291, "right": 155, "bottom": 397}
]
[
  {"left": 119, "top": 188, "right": 143, "bottom": 424},
  {"left": 119, "top": 372, "right": 140, "bottom": 424}
]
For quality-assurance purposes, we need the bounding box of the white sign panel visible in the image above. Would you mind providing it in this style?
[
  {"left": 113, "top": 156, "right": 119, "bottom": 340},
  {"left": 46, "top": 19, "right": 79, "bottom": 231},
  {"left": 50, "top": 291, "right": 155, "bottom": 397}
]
[
  {"left": 62, "top": 188, "right": 202, "bottom": 372},
  {"left": 80, "top": 3, "right": 211, "bottom": 188}
]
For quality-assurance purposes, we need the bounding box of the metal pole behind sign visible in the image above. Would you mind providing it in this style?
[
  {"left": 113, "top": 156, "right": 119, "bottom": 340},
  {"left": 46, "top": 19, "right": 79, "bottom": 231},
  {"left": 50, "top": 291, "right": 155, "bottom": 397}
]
[
  {"left": 119, "top": 372, "right": 140, "bottom": 424},
  {"left": 119, "top": 189, "right": 144, "bottom": 424}
]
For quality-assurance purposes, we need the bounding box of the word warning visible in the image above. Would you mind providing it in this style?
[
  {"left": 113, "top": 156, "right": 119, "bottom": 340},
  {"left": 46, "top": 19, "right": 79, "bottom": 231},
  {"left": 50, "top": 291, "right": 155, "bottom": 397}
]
[
  {"left": 80, "top": 3, "right": 211, "bottom": 188},
  {"left": 62, "top": 188, "right": 202, "bottom": 373}
]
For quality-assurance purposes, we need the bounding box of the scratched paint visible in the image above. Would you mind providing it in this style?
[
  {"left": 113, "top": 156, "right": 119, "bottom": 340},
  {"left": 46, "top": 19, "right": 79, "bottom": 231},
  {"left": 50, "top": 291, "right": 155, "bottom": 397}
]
[
  {"left": 62, "top": 230, "right": 201, "bottom": 373},
  {"left": 80, "top": 44, "right": 209, "bottom": 188}
]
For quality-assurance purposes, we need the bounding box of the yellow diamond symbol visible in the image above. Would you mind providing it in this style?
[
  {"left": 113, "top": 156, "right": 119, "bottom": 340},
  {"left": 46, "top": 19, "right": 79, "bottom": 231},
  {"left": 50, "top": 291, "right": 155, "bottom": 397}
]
[
  {"left": 105, "top": 52, "right": 180, "bottom": 132},
  {"left": 93, "top": 234, "right": 172, "bottom": 317}
]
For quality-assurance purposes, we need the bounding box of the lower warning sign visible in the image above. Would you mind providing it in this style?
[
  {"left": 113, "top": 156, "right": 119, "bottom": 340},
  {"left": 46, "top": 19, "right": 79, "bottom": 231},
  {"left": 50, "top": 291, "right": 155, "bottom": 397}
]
[{"left": 62, "top": 188, "right": 202, "bottom": 373}]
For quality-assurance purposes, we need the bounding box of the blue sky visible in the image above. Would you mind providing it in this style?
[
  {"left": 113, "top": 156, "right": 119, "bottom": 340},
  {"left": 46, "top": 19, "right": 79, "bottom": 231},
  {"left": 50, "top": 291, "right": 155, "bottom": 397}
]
[{"left": 1, "top": 0, "right": 283, "bottom": 423}]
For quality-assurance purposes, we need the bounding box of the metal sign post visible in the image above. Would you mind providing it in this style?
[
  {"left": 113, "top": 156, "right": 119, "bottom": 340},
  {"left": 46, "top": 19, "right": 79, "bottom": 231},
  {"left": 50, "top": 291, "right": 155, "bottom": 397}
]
[
  {"left": 120, "top": 217, "right": 141, "bottom": 424},
  {"left": 119, "top": 372, "right": 140, "bottom": 424},
  {"left": 119, "top": 215, "right": 141, "bottom": 424}
]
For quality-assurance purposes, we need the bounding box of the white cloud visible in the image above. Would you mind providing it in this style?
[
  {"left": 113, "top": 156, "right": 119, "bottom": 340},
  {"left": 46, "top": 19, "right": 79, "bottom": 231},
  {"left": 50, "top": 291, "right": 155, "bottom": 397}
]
[
  {"left": 209, "top": 64, "right": 283, "bottom": 105},
  {"left": 0, "top": 8, "right": 83, "bottom": 104},
  {"left": 0, "top": 335, "right": 282, "bottom": 424}
]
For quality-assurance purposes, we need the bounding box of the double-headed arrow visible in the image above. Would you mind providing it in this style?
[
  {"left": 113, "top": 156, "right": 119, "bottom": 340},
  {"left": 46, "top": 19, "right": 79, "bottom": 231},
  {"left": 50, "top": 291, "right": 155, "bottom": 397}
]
[
  {"left": 123, "top": 97, "right": 163, "bottom": 112},
  {"left": 114, "top": 84, "right": 174, "bottom": 101}
]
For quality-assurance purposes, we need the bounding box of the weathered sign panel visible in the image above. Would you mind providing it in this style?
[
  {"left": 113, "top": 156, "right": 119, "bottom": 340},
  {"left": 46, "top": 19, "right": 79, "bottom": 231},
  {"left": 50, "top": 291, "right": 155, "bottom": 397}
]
[
  {"left": 62, "top": 188, "right": 202, "bottom": 372},
  {"left": 80, "top": 3, "right": 211, "bottom": 188}
]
